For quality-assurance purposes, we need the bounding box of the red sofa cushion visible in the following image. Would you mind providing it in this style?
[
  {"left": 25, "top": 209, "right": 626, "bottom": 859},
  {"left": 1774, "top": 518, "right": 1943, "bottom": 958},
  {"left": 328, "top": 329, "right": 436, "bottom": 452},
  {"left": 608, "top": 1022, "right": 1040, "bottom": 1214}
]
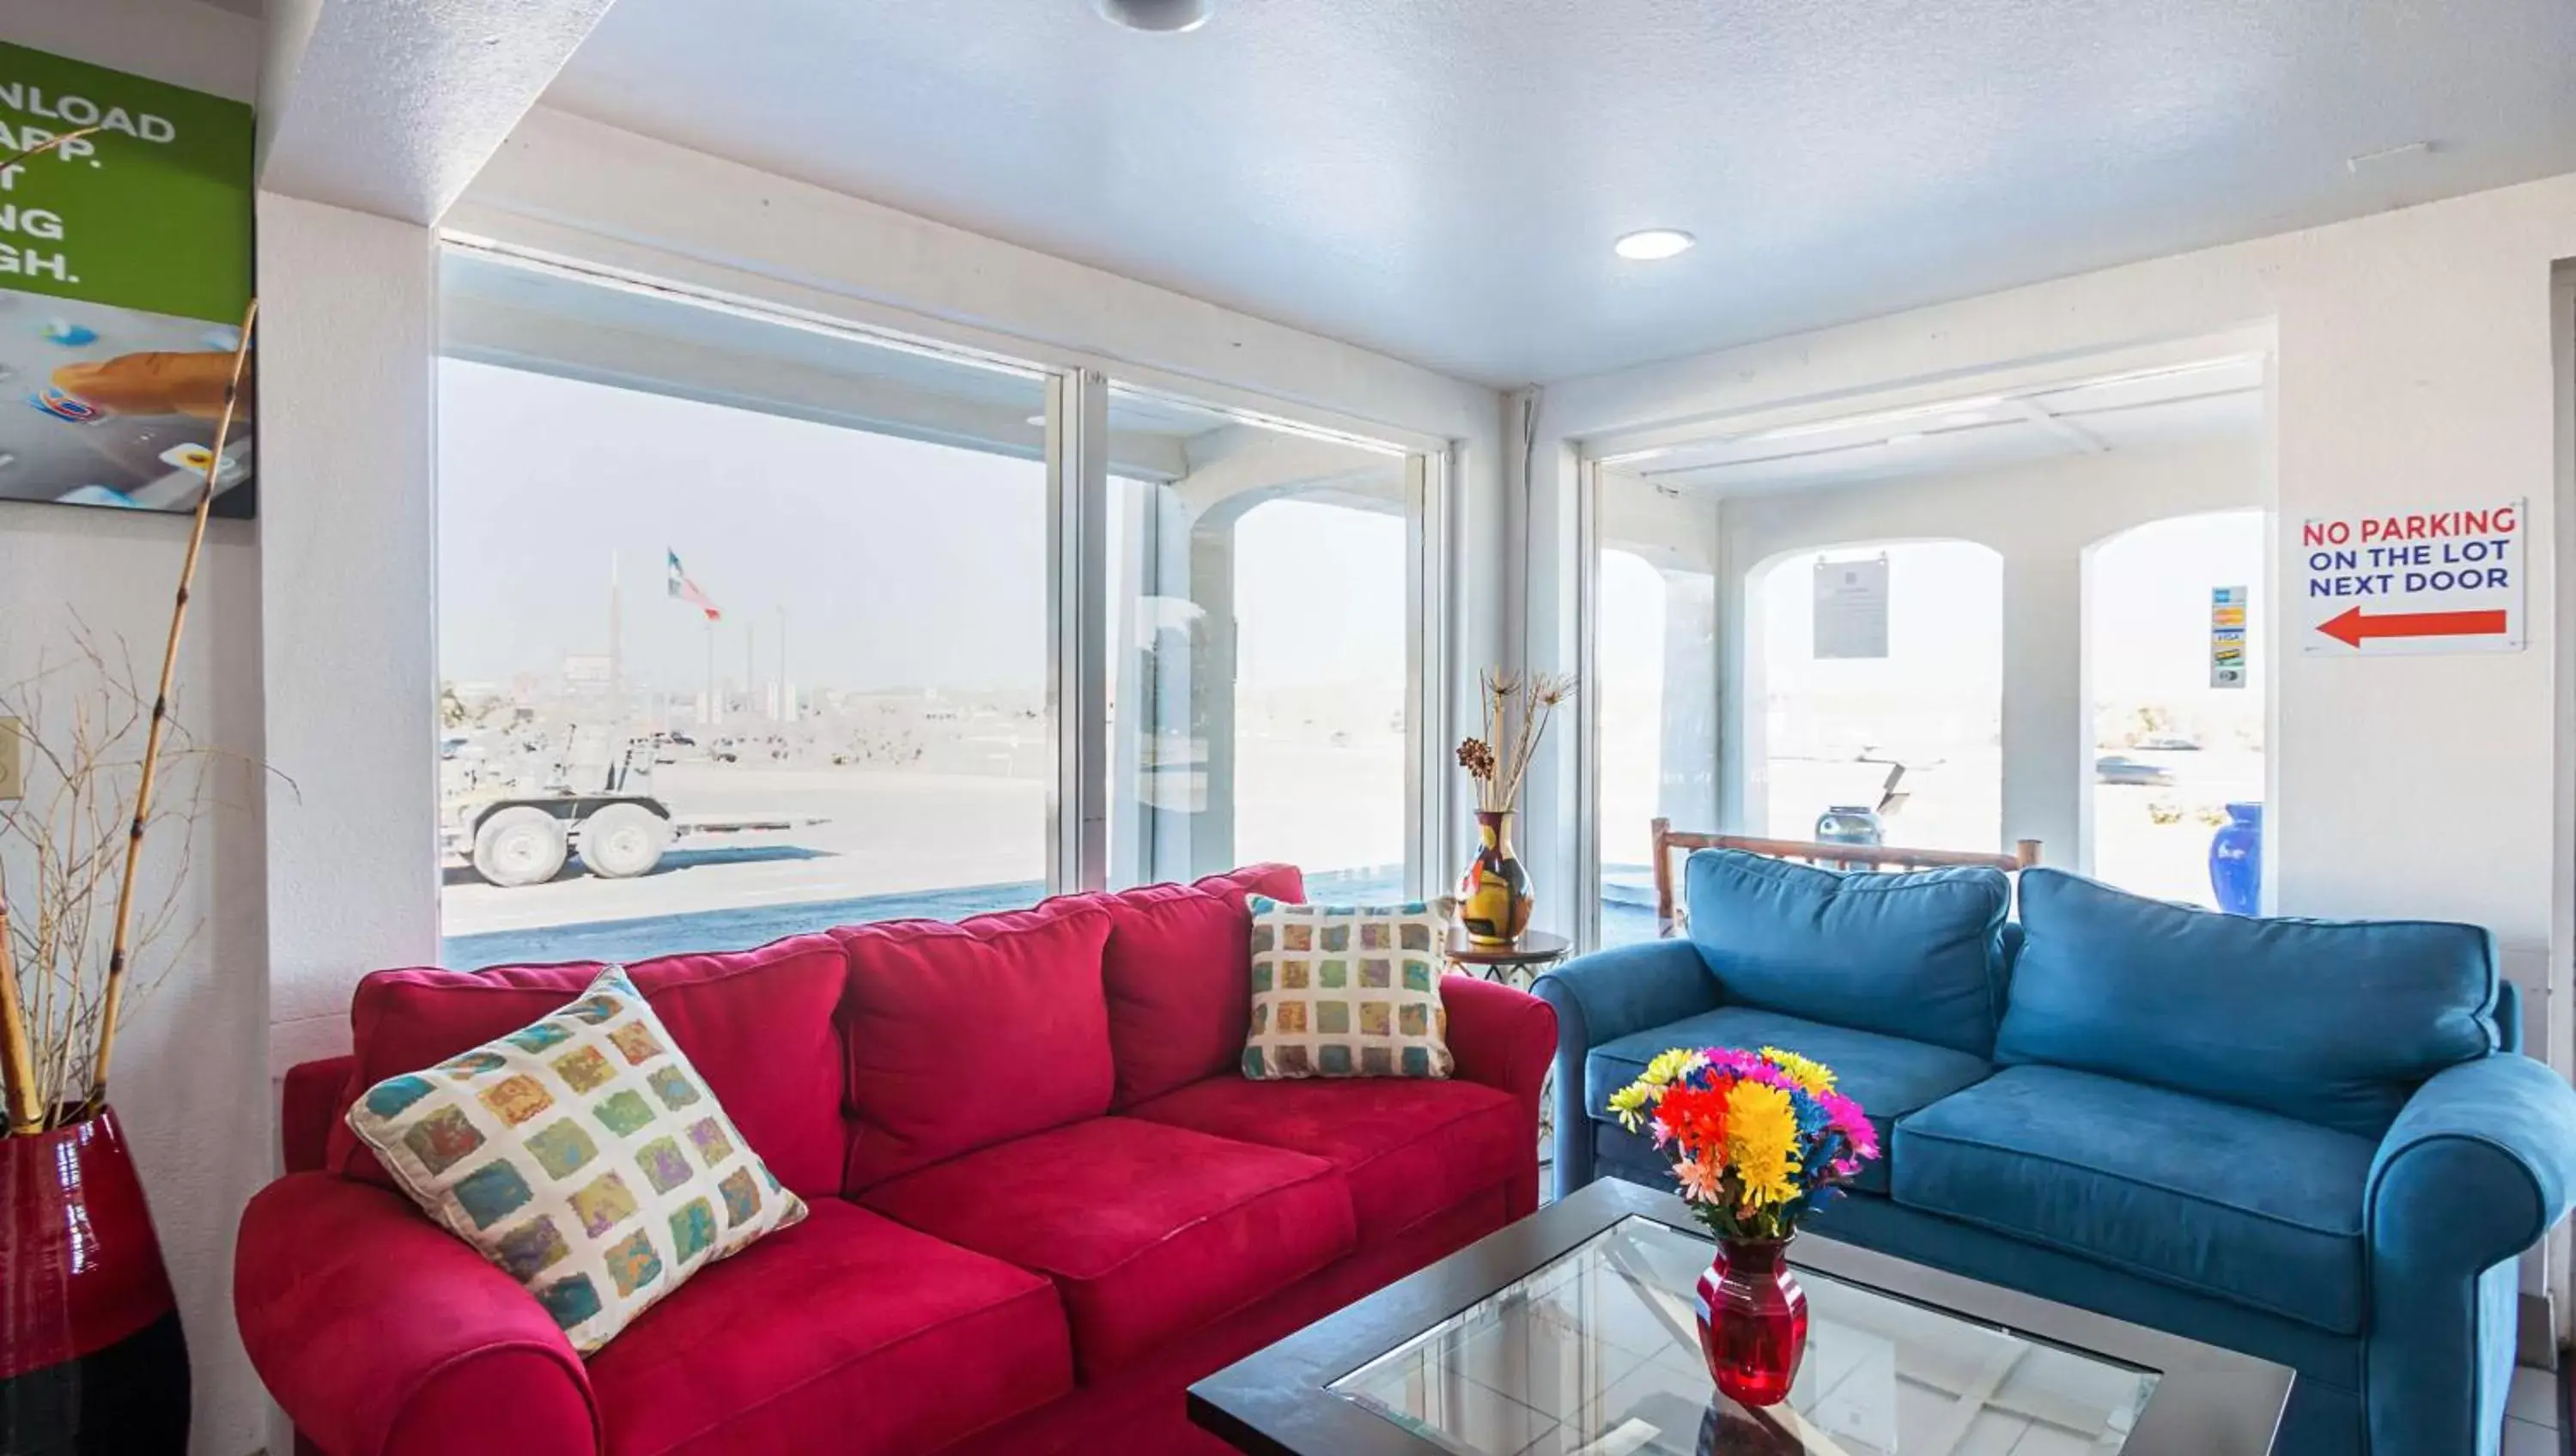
[
  {"left": 1098, "top": 864, "right": 1306, "bottom": 1108},
  {"left": 834, "top": 900, "right": 1115, "bottom": 1192},
  {"left": 586, "top": 1200, "right": 1070, "bottom": 1456},
  {"left": 861, "top": 1117, "right": 1355, "bottom": 1379},
  {"left": 322, "top": 936, "right": 851, "bottom": 1197},
  {"left": 1125, "top": 1073, "right": 1527, "bottom": 1241}
]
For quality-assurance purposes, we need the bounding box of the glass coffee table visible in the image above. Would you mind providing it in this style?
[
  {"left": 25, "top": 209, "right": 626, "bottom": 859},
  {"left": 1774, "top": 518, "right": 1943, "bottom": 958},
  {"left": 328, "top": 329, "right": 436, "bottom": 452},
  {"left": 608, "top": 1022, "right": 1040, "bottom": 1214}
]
[{"left": 1189, "top": 1178, "right": 2291, "bottom": 1456}]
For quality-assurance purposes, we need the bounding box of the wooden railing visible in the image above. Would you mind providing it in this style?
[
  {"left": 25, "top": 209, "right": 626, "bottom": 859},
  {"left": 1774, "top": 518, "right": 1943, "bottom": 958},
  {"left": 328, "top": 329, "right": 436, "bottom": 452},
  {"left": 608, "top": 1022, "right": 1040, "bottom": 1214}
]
[{"left": 1649, "top": 817, "right": 2041, "bottom": 937}]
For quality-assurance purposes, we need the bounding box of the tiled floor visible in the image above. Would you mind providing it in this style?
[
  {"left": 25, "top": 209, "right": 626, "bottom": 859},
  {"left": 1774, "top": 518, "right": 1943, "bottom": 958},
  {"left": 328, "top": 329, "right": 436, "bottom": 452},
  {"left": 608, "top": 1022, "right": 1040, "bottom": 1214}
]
[{"left": 2502, "top": 1363, "right": 2563, "bottom": 1456}]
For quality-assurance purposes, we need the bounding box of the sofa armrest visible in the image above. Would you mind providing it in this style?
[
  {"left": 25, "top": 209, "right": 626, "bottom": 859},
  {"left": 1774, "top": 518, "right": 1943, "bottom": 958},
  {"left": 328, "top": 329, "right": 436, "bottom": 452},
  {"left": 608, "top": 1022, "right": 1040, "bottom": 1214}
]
[
  {"left": 1442, "top": 974, "right": 1558, "bottom": 1218},
  {"left": 1531, "top": 938, "right": 1719, "bottom": 1053},
  {"left": 281, "top": 1055, "right": 356, "bottom": 1174},
  {"left": 2363, "top": 1053, "right": 2576, "bottom": 1453},
  {"left": 1531, "top": 940, "right": 1719, "bottom": 1198},
  {"left": 1443, "top": 974, "right": 1558, "bottom": 1104},
  {"left": 236, "top": 1174, "right": 599, "bottom": 1456}
]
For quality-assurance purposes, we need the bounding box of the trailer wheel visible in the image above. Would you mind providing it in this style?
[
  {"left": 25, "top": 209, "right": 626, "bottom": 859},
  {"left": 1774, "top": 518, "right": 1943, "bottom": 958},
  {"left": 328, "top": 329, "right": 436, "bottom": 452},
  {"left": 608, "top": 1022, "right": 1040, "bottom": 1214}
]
[
  {"left": 473, "top": 806, "right": 568, "bottom": 888},
  {"left": 579, "top": 803, "right": 671, "bottom": 880}
]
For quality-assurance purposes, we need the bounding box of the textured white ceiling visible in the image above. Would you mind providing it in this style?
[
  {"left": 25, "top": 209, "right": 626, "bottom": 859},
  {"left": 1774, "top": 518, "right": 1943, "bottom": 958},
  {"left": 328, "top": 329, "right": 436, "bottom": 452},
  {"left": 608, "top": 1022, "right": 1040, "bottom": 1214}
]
[{"left": 547, "top": 0, "right": 2576, "bottom": 385}]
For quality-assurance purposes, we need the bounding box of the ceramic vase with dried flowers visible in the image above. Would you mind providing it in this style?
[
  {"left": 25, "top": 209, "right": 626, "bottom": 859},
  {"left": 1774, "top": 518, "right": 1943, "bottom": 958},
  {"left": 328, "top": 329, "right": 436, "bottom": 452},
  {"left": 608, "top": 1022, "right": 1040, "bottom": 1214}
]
[
  {"left": 0, "top": 125, "right": 258, "bottom": 1455},
  {"left": 1455, "top": 670, "right": 1576, "bottom": 945}
]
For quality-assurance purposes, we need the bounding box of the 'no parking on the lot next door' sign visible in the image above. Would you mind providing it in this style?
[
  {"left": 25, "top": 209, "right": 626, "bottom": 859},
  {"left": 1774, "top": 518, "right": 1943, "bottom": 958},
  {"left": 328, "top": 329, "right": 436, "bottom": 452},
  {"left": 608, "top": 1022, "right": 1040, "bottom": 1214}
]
[{"left": 2300, "top": 500, "right": 2524, "bottom": 655}]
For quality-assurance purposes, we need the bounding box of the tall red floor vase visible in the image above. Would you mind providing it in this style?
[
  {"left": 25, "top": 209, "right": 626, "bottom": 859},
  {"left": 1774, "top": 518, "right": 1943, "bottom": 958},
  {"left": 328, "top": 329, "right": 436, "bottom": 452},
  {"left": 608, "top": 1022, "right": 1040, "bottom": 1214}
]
[
  {"left": 0, "top": 1107, "right": 189, "bottom": 1454},
  {"left": 1695, "top": 1237, "right": 1808, "bottom": 1408}
]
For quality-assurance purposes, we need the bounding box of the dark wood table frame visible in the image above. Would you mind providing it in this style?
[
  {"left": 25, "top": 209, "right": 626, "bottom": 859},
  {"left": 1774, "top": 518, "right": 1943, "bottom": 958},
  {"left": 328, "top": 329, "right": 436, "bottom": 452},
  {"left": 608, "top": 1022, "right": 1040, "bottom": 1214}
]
[{"left": 1188, "top": 1177, "right": 2293, "bottom": 1456}]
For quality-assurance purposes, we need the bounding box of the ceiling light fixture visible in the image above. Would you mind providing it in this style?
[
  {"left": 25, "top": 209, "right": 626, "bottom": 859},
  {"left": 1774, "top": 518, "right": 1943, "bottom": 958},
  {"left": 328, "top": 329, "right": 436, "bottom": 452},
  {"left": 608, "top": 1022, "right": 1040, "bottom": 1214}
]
[
  {"left": 1613, "top": 228, "right": 1696, "bottom": 261},
  {"left": 1093, "top": 0, "right": 1212, "bottom": 33}
]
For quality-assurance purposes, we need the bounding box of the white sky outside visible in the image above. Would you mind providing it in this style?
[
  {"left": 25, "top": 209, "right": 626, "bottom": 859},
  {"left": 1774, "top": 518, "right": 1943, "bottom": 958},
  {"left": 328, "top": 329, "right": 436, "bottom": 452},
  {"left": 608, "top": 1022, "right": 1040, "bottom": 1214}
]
[{"left": 438, "top": 360, "right": 1406, "bottom": 695}]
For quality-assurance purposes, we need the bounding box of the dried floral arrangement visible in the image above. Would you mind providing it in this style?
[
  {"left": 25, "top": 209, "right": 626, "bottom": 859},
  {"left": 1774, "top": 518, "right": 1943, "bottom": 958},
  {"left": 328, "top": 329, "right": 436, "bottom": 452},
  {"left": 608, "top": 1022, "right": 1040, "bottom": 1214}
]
[
  {"left": 0, "top": 638, "right": 227, "bottom": 1131},
  {"left": 1455, "top": 669, "right": 1576, "bottom": 815},
  {"left": 0, "top": 124, "right": 260, "bottom": 1132}
]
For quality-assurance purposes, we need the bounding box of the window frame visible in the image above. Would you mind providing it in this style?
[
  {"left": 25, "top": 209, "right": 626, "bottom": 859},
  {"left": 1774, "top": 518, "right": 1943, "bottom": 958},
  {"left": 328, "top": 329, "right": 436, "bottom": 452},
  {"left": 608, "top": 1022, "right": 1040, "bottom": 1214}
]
[{"left": 430, "top": 237, "right": 1453, "bottom": 931}]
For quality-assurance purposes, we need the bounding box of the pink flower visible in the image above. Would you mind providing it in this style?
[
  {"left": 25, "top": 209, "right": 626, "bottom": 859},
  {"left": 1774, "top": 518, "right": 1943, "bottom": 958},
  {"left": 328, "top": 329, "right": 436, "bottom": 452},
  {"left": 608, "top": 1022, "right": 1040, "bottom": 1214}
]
[
  {"left": 1673, "top": 1150, "right": 1726, "bottom": 1204},
  {"left": 1817, "top": 1089, "right": 1879, "bottom": 1160}
]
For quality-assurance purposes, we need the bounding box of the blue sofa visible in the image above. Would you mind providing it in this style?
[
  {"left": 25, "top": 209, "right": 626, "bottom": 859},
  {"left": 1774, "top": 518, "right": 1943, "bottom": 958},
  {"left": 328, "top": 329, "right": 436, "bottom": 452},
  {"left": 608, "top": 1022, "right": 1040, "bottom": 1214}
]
[{"left": 1536, "top": 851, "right": 2576, "bottom": 1456}]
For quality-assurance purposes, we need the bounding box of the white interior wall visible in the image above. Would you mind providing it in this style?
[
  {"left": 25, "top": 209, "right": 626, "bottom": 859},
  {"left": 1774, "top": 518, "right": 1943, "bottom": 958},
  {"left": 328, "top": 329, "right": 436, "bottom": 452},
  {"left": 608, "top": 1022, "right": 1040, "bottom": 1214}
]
[
  {"left": 253, "top": 196, "right": 441, "bottom": 1073},
  {"left": 1711, "top": 438, "right": 2267, "bottom": 878},
  {"left": 0, "top": 6, "right": 271, "bottom": 1453}
]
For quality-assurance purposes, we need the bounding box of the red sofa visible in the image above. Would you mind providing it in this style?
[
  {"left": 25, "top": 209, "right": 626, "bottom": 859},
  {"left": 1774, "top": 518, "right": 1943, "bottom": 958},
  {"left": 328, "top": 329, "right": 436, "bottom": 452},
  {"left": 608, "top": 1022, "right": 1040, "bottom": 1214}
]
[{"left": 235, "top": 865, "right": 1557, "bottom": 1456}]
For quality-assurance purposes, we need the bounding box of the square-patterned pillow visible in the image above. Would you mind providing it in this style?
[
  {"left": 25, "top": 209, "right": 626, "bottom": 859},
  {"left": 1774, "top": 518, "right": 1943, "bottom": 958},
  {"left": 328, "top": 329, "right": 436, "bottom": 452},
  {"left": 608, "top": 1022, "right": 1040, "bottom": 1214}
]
[
  {"left": 345, "top": 964, "right": 806, "bottom": 1353},
  {"left": 1242, "top": 895, "right": 1456, "bottom": 1080}
]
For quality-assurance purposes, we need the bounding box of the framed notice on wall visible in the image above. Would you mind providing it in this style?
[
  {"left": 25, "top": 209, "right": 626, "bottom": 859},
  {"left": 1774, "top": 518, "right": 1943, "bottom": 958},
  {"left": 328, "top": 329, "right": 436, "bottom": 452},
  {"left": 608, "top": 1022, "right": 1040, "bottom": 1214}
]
[
  {"left": 1813, "top": 555, "right": 1890, "bottom": 659},
  {"left": 0, "top": 44, "right": 254, "bottom": 517}
]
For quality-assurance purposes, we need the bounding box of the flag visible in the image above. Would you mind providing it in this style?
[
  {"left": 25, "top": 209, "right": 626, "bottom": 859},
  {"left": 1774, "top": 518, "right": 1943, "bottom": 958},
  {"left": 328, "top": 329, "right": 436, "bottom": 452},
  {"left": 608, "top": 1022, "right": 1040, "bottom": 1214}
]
[{"left": 667, "top": 550, "right": 721, "bottom": 622}]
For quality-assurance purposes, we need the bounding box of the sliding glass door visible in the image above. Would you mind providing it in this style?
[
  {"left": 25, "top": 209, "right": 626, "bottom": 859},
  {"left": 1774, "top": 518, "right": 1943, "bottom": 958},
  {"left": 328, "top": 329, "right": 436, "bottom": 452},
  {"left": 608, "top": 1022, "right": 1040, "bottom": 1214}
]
[
  {"left": 1101, "top": 388, "right": 1430, "bottom": 902},
  {"left": 1589, "top": 468, "right": 1719, "bottom": 947}
]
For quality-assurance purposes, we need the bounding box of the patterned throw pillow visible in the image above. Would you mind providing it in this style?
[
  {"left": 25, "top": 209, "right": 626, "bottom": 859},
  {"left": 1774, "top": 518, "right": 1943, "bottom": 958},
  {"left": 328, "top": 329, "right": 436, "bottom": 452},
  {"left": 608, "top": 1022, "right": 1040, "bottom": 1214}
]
[
  {"left": 344, "top": 964, "right": 806, "bottom": 1353},
  {"left": 1242, "top": 896, "right": 1456, "bottom": 1080}
]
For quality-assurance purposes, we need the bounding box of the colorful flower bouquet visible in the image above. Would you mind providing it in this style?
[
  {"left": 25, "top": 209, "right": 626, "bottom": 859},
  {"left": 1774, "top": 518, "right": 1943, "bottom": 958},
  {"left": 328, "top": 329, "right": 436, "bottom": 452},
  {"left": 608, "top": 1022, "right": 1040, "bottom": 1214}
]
[{"left": 1610, "top": 1046, "right": 1881, "bottom": 1405}]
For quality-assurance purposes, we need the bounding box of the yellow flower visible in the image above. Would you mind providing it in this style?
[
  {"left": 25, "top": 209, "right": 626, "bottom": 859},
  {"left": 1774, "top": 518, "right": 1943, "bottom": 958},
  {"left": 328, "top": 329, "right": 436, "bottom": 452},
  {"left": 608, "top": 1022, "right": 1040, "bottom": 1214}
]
[
  {"left": 1760, "top": 1046, "right": 1836, "bottom": 1095},
  {"left": 1724, "top": 1080, "right": 1805, "bottom": 1207},
  {"left": 1641, "top": 1048, "right": 1706, "bottom": 1087},
  {"left": 1607, "top": 1081, "right": 1656, "bottom": 1132}
]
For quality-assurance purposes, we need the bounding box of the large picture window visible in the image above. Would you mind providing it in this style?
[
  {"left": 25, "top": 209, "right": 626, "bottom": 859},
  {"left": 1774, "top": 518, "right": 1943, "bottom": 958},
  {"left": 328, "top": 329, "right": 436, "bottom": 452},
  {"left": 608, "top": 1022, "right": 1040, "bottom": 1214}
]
[
  {"left": 1103, "top": 390, "right": 1424, "bottom": 902},
  {"left": 436, "top": 252, "right": 1052, "bottom": 968},
  {"left": 436, "top": 253, "right": 1441, "bottom": 968},
  {"left": 1592, "top": 470, "right": 1719, "bottom": 947}
]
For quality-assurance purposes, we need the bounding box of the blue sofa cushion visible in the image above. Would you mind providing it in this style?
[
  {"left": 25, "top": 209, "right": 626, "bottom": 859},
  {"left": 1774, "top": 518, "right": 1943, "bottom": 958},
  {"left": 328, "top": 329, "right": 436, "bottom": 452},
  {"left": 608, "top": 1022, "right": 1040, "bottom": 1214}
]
[
  {"left": 1996, "top": 869, "right": 2500, "bottom": 1138},
  {"left": 1894, "top": 1065, "right": 2377, "bottom": 1334},
  {"left": 1589, "top": 1006, "right": 1993, "bottom": 1195},
  {"left": 1684, "top": 850, "right": 2011, "bottom": 1058}
]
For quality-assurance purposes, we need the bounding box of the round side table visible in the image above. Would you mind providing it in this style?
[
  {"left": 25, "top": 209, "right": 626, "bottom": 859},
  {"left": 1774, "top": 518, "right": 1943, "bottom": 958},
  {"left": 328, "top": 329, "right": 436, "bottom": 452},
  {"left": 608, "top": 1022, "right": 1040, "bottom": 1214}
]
[
  {"left": 1443, "top": 929, "right": 1573, "bottom": 1179},
  {"left": 1442, "top": 929, "right": 1572, "bottom": 992}
]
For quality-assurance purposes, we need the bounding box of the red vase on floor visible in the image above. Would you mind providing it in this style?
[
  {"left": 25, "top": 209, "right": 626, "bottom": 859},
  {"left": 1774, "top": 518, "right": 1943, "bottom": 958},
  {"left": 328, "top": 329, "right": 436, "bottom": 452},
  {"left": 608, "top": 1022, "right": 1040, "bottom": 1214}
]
[
  {"left": 1696, "top": 1236, "right": 1808, "bottom": 1408},
  {"left": 0, "top": 1105, "right": 191, "bottom": 1454}
]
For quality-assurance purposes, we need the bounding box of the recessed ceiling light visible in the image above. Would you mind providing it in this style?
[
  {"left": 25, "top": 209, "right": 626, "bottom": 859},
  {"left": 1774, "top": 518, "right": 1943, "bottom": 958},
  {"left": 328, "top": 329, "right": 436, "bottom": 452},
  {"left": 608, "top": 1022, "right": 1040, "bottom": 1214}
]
[
  {"left": 1094, "top": 0, "right": 1212, "bottom": 32},
  {"left": 1613, "top": 229, "right": 1696, "bottom": 262},
  {"left": 1024, "top": 413, "right": 1048, "bottom": 427},
  {"left": 1886, "top": 432, "right": 1927, "bottom": 446}
]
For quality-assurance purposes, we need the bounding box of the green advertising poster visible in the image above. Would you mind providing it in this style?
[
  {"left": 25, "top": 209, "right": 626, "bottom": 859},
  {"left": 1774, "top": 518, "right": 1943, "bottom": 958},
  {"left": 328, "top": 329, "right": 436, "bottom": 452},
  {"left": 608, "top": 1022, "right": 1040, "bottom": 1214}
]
[{"left": 0, "top": 44, "right": 255, "bottom": 517}]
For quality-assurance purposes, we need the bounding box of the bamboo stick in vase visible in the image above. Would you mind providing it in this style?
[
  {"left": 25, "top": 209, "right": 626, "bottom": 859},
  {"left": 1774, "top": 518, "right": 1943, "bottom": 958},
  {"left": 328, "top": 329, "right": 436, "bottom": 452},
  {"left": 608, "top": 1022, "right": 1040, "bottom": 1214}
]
[{"left": 85, "top": 300, "right": 258, "bottom": 1109}]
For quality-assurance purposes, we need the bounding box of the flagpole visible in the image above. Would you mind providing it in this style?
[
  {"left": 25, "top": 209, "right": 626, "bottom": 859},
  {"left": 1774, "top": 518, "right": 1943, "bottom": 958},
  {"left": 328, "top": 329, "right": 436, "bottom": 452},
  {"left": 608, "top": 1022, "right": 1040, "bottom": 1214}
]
[
  {"left": 705, "top": 618, "right": 719, "bottom": 726},
  {"left": 609, "top": 550, "right": 624, "bottom": 722}
]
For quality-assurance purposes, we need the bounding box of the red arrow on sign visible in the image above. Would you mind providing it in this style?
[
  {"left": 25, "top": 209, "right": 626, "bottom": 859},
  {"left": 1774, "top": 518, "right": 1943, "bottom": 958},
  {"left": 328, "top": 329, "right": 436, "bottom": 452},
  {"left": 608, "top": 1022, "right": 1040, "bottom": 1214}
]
[{"left": 2316, "top": 606, "right": 2509, "bottom": 648}]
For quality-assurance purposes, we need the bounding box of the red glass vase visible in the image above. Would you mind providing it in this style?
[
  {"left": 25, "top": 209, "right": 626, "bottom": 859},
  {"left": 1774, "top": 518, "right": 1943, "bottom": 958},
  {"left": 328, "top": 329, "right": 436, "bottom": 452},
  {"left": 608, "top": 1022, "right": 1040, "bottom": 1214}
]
[
  {"left": 1695, "top": 1236, "right": 1808, "bottom": 1407},
  {"left": 0, "top": 1105, "right": 190, "bottom": 1453}
]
